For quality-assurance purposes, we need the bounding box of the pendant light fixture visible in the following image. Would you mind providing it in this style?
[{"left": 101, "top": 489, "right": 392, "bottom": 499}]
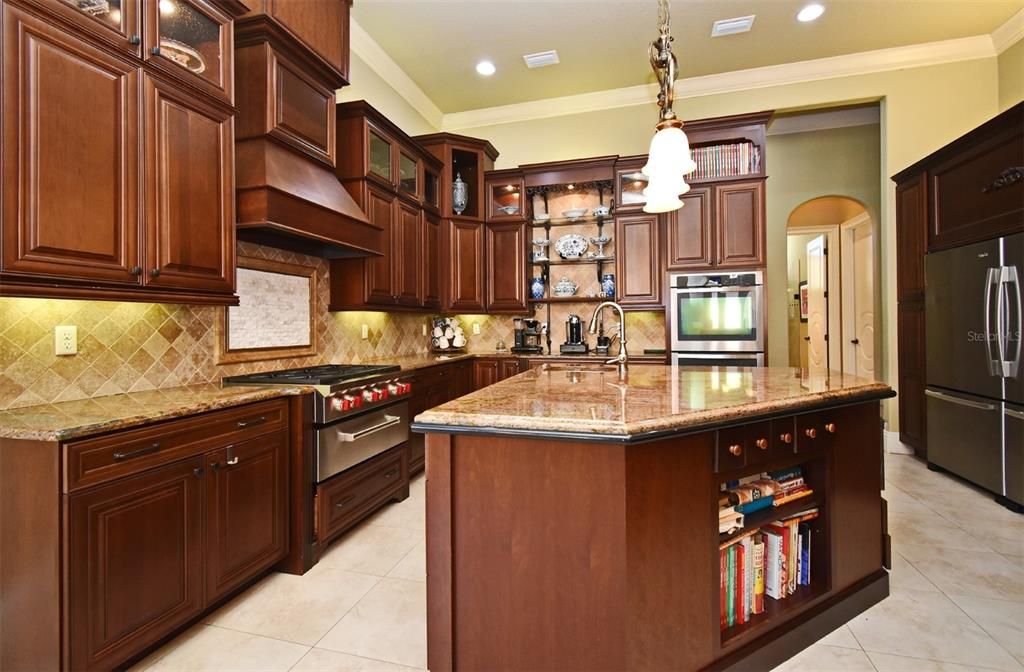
[{"left": 642, "top": 0, "right": 697, "bottom": 214}]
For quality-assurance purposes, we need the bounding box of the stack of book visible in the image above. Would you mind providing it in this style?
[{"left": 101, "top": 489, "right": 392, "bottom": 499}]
[
  {"left": 769, "top": 467, "right": 814, "bottom": 507},
  {"left": 719, "top": 493, "right": 744, "bottom": 534},
  {"left": 718, "top": 468, "right": 814, "bottom": 528},
  {"left": 690, "top": 142, "right": 762, "bottom": 180},
  {"left": 719, "top": 508, "right": 819, "bottom": 630}
]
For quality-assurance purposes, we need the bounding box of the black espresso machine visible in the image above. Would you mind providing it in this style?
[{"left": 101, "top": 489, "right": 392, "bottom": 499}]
[{"left": 560, "top": 314, "right": 589, "bottom": 355}]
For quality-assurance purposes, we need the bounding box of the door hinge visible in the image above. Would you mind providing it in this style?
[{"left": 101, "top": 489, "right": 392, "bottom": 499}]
[
  {"left": 824, "top": 334, "right": 829, "bottom": 342},
  {"left": 824, "top": 291, "right": 829, "bottom": 299}
]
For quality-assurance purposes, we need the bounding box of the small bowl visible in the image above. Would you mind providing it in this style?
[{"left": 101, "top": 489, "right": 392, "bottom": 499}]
[
  {"left": 562, "top": 208, "right": 588, "bottom": 220},
  {"left": 497, "top": 204, "right": 519, "bottom": 215},
  {"left": 533, "top": 213, "right": 551, "bottom": 222}
]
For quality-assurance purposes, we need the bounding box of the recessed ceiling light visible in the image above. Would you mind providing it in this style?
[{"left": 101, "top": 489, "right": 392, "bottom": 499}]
[
  {"left": 523, "top": 50, "right": 560, "bottom": 69},
  {"left": 475, "top": 60, "right": 496, "bottom": 76},
  {"left": 797, "top": 3, "right": 825, "bottom": 22},
  {"left": 711, "top": 15, "right": 755, "bottom": 37}
]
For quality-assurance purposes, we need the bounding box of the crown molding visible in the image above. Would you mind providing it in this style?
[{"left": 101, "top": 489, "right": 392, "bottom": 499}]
[
  {"left": 442, "top": 34, "right": 996, "bottom": 131},
  {"left": 992, "top": 8, "right": 1024, "bottom": 53},
  {"left": 348, "top": 19, "right": 444, "bottom": 129}
]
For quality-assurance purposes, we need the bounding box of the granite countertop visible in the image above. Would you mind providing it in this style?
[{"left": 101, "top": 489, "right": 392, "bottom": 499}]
[
  {"left": 412, "top": 365, "right": 894, "bottom": 441},
  {"left": 0, "top": 384, "right": 310, "bottom": 442},
  {"left": 361, "top": 351, "right": 667, "bottom": 372}
]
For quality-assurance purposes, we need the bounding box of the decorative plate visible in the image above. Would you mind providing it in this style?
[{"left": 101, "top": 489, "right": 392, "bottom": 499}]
[
  {"left": 159, "top": 38, "right": 207, "bottom": 74},
  {"left": 555, "top": 234, "right": 588, "bottom": 259}
]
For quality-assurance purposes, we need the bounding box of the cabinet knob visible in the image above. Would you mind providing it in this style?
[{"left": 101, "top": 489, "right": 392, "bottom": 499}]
[
  {"left": 779, "top": 432, "right": 793, "bottom": 444},
  {"left": 728, "top": 444, "right": 742, "bottom": 456},
  {"left": 383, "top": 468, "right": 399, "bottom": 479},
  {"left": 755, "top": 438, "right": 769, "bottom": 450},
  {"left": 151, "top": 46, "right": 161, "bottom": 55},
  {"left": 130, "top": 266, "right": 142, "bottom": 276},
  {"left": 149, "top": 268, "right": 160, "bottom": 278},
  {"left": 825, "top": 422, "right": 837, "bottom": 434},
  {"left": 193, "top": 467, "right": 204, "bottom": 478},
  {"left": 128, "top": 35, "right": 141, "bottom": 45},
  {"left": 805, "top": 428, "right": 817, "bottom": 439}
]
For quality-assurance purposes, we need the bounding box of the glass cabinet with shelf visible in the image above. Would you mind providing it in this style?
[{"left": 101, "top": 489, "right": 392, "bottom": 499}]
[
  {"left": 45, "top": 0, "right": 141, "bottom": 55},
  {"left": 398, "top": 151, "right": 418, "bottom": 196},
  {"left": 145, "top": 0, "right": 232, "bottom": 101},
  {"left": 617, "top": 167, "right": 649, "bottom": 210},
  {"left": 424, "top": 166, "right": 440, "bottom": 211},
  {"left": 367, "top": 129, "right": 393, "bottom": 182},
  {"left": 487, "top": 176, "right": 524, "bottom": 221}
]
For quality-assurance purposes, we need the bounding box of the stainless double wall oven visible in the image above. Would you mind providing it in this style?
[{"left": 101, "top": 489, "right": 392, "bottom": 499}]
[{"left": 668, "top": 270, "right": 765, "bottom": 367}]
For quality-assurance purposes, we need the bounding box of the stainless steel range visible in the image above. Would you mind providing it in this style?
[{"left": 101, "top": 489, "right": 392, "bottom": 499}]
[{"left": 224, "top": 364, "right": 413, "bottom": 482}]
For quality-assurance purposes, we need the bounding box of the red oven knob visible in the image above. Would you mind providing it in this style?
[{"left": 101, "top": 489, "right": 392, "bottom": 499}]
[
  {"left": 380, "top": 387, "right": 390, "bottom": 400},
  {"left": 403, "top": 382, "right": 412, "bottom": 394},
  {"left": 362, "top": 389, "right": 375, "bottom": 403},
  {"left": 330, "top": 396, "right": 345, "bottom": 412},
  {"left": 387, "top": 383, "right": 398, "bottom": 396}
]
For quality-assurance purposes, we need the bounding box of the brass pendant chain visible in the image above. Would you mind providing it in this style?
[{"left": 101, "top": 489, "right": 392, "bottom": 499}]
[{"left": 651, "top": 0, "right": 678, "bottom": 121}]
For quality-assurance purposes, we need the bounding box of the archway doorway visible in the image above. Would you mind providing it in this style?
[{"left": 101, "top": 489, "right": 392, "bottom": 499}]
[{"left": 786, "top": 196, "right": 875, "bottom": 377}]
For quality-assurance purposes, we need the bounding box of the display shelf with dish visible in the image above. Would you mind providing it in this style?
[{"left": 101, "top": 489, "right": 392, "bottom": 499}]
[{"left": 533, "top": 257, "right": 616, "bottom": 266}]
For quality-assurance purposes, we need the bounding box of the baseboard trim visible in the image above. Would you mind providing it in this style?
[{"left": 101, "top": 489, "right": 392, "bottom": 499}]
[{"left": 883, "top": 430, "right": 914, "bottom": 455}]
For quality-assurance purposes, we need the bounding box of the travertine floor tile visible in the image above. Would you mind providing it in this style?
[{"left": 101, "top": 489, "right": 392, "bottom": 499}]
[
  {"left": 947, "top": 594, "right": 1024, "bottom": 665},
  {"left": 868, "top": 651, "right": 1012, "bottom": 671},
  {"left": 317, "top": 578, "right": 427, "bottom": 669},
  {"left": 889, "top": 551, "right": 940, "bottom": 593},
  {"left": 896, "top": 545, "right": 1024, "bottom": 601},
  {"left": 888, "top": 512, "right": 983, "bottom": 551},
  {"left": 882, "top": 483, "right": 940, "bottom": 516},
  {"left": 291, "top": 648, "right": 423, "bottom": 671},
  {"left": 205, "top": 564, "right": 379, "bottom": 645},
  {"left": 388, "top": 540, "right": 426, "bottom": 582},
  {"left": 770, "top": 644, "right": 875, "bottom": 671},
  {"left": 318, "top": 521, "right": 422, "bottom": 576},
  {"left": 818, "top": 625, "right": 863, "bottom": 650},
  {"left": 145, "top": 624, "right": 308, "bottom": 671},
  {"left": 364, "top": 494, "right": 426, "bottom": 531},
  {"left": 847, "top": 589, "right": 1021, "bottom": 671}
]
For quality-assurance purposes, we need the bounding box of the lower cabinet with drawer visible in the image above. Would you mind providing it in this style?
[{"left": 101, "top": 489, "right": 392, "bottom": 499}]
[
  {"left": 1, "top": 398, "right": 295, "bottom": 672},
  {"left": 317, "top": 443, "right": 409, "bottom": 544}
]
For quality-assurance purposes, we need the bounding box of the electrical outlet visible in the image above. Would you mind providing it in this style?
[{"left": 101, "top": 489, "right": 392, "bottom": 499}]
[
  {"left": 55, "top": 325, "right": 77, "bottom": 356},
  {"left": 422, "top": 324, "right": 428, "bottom": 336},
  {"left": 473, "top": 322, "right": 481, "bottom": 335},
  {"left": 361, "top": 324, "right": 369, "bottom": 340}
]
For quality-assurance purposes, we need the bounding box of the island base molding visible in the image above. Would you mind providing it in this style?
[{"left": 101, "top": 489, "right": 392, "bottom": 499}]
[{"left": 424, "top": 400, "right": 889, "bottom": 672}]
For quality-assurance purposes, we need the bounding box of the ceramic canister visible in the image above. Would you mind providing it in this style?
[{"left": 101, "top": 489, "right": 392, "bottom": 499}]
[
  {"left": 531, "top": 277, "right": 545, "bottom": 299},
  {"left": 601, "top": 274, "right": 615, "bottom": 298}
]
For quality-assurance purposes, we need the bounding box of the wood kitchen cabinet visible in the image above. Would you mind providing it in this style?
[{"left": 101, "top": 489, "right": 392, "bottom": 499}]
[
  {"left": 615, "top": 213, "right": 663, "bottom": 309},
  {"left": 423, "top": 212, "right": 442, "bottom": 309},
  {"left": 447, "top": 219, "right": 487, "bottom": 312},
  {"left": 68, "top": 457, "right": 206, "bottom": 671},
  {"left": 396, "top": 200, "right": 423, "bottom": 306},
  {"left": 205, "top": 432, "right": 289, "bottom": 603},
  {"left": 666, "top": 187, "right": 714, "bottom": 269},
  {"left": 486, "top": 221, "right": 528, "bottom": 313},
  {"left": 473, "top": 357, "right": 524, "bottom": 390},
  {"left": 665, "top": 180, "right": 765, "bottom": 271},
  {"left": 0, "top": 0, "right": 244, "bottom": 305}
]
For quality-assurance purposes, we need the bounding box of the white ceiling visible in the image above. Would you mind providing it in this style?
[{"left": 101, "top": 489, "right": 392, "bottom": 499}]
[{"left": 353, "top": 0, "right": 1024, "bottom": 113}]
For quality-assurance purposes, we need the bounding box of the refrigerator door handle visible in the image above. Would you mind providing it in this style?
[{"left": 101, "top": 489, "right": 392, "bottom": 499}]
[
  {"left": 1002, "top": 265, "right": 1021, "bottom": 378},
  {"left": 925, "top": 388, "right": 998, "bottom": 411},
  {"left": 985, "top": 267, "right": 1000, "bottom": 376},
  {"left": 1006, "top": 407, "right": 1024, "bottom": 421}
]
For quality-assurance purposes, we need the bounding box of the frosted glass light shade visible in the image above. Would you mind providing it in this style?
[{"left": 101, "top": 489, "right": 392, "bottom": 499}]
[
  {"left": 642, "top": 173, "right": 690, "bottom": 213},
  {"left": 641, "top": 125, "right": 698, "bottom": 179}
]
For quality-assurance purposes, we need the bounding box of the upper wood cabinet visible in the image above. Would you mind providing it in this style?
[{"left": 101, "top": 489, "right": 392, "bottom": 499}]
[
  {"left": 142, "top": 73, "right": 234, "bottom": 293},
  {"left": 667, "top": 187, "right": 713, "bottom": 269},
  {"left": 363, "top": 184, "right": 398, "bottom": 305},
  {"left": 486, "top": 221, "right": 528, "bottom": 313},
  {"left": 423, "top": 212, "right": 442, "bottom": 309},
  {"left": 242, "top": 0, "right": 350, "bottom": 82},
  {"left": 1, "top": 5, "right": 142, "bottom": 286},
  {"left": 615, "top": 213, "right": 663, "bottom": 309},
  {"left": 396, "top": 200, "right": 423, "bottom": 306},
  {"left": 715, "top": 179, "right": 765, "bottom": 268},
  {"left": 486, "top": 176, "right": 525, "bottom": 222},
  {"left": 895, "top": 172, "right": 928, "bottom": 302},
  {"left": 143, "top": 0, "right": 234, "bottom": 104},
  {"left": 447, "top": 220, "right": 487, "bottom": 312},
  {"left": 0, "top": 0, "right": 244, "bottom": 305},
  {"left": 68, "top": 457, "right": 206, "bottom": 671}
]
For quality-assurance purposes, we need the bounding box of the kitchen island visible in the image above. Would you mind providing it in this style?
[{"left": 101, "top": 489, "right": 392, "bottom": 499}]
[{"left": 412, "top": 365, "right": 895, "bottom": 672}]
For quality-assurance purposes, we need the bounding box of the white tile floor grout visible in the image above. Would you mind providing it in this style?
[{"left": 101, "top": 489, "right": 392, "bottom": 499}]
[{"left": 136, "top": 454, "right": 1023, "bottom": 672}]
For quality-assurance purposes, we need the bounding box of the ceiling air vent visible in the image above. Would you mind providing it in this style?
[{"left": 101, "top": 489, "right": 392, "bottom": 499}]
[
  {"left": 711, "top": 15, "right": 755, "bottom": 37},
  {"left": 523, "top": 50, "right": 560, "bottom": 69}
]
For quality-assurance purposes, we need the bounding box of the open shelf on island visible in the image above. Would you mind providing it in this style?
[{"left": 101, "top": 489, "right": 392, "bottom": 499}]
[
  {"left": 719, "top": 495, "right": 821, "bottom": 546},
  {"left": 720, "top": 583, "right": 828, "bottom": 648}
]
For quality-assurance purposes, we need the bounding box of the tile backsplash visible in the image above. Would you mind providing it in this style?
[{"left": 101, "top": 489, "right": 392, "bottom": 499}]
[{"left": 0, "top": 242, "right": 667, "bottom": 410}]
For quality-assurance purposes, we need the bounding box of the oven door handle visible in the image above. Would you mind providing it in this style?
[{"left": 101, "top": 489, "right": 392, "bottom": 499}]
[
  {"left": 336, "top": 414, "right": 402, "bottom": 442},
  {"left": 671, "top": 286, "right": 759, "bottom": 294}
]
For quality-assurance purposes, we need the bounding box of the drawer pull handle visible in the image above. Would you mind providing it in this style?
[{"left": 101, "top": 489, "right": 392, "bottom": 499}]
[
  {"left": 755, "top": 438, "right": 769, "bottom": 450},
  {"left": 226, "top": 456, "right": 240, "bottom": 466},
  {"left": 805, "top": 428, "right": 817, "bottom": 439},
  {"left": 779, "top": 432, "right": 793, "bottom": 444},
  {"left": 337, "top": 415, "right": 401, "bottom": 442},
  {"left": 383, "top": 468, "right": 399, "bottom": 479},
  {"left": 824, "top": 422, "right": 837, "bottom": 434},
  {"left": 237, "top": 416, "right": 266, "bottom": 429},
  {"left": 335, "top": 495, "right": 356, "bottom": 509},
  {"left": 113, "top": 443, "right": 160, "bottom": 461},
  {"left": 728, "top": 444, "right": 742, "bottom": 456}
]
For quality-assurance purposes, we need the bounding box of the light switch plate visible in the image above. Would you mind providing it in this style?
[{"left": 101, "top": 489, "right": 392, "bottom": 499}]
[
  {"left": 473, "top": 323, "right": 481, "bottom": 335},
  {"left": 55, "top": 325, "right": 77, "bottom": 356},
  {"left": 361, "top": 324, "right": 369, "bottom": 340}
]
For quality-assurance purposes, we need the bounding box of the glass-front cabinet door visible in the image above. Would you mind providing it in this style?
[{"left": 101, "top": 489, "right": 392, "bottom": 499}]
[
  {"left": 424, "top": 167, "right": 440, "bottom": 211},
  {"left": 144, "top": 0, "right": 232, "bottom": 102},
  {"left": 398, "top": 151, "right": 418, "bottom": 197},
  {"left": 487, "top": 178, "right": 524, "bottom": 221},
  {"left": 48, "top": 0, "right": 141, "bottom": 54},
  {"left": 367, "top": 128, "right": 394, "bottom": 183},
  {"left": 617, "top": 167, "right": 649, "bottom": 210}
]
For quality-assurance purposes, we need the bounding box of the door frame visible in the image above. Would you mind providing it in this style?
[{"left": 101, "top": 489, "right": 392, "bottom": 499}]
[{"left": 787, "top": 224, "right": 842, "bottom": 372}]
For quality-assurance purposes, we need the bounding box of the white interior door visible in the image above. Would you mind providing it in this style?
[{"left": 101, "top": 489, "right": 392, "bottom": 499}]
[
  {"left": 851, "top": 222, "right": 875, "bottom": 377},
  {"left": 806, "top": 236, "right": 828, "bottom": 374}
]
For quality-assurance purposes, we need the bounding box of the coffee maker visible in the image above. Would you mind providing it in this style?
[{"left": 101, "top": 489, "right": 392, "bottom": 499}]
[
  {"left": 560, "top": 314, "right": 589, "bottom": 355},
  {"left": 512, "top": 318, "right": 544, "bottom": 354}
]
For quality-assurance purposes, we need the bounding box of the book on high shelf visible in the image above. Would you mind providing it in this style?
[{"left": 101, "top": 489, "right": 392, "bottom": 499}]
[
  {"left": 742, "top": 537, "right": 753, "bottom": 620},
  {"left": 768, "top": 467, "right": 802, "bottom": 481}
]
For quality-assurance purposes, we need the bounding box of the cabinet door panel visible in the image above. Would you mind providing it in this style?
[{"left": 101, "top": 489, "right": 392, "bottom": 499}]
[
  {"left": 27, "top": 0, "right": 141, "bottom": 56},
  {"left": 615, "top": 214, "right": 662, "bottom": 307},
  {"left": 364, "top": 185, "right": 397, "bottom": 304},
  {"left": 265, "top": 0, "right": 348, "bottom": 79},
  {"left": 715, "top": 180, "right": 765, "bottom": 268},
  {"left": 269, "top": 47, "right": 335, "bottom": 165},
  {"left": 396, "top": 200, "right": 423, "bottom": 306},
  {"left": 667, "top": 187, "right": 713, "bottom": 269},
  {"left": 500, "top": 358, "right": 523, "bottom": 380},
  {"left": 897, "top": 300, "right": 927, "bottom": 452},
  {"left": 423, "top": 213, "right": 441, "bottom": 308},
  {"left": 895, "top": 173, "right": 928, "bottom": 301},
  {"left": 448, "top": 220, "right": 486, "bottom": 312},
  {"left": 68, "top": 458, "right": 204, "bottom": 671},
  {"left": 1, "top": 6, "right": 141, "bottom": 284},
  {"left": 143, "top": 74, "right": 234, "bottom": 293},
  {"left": 473, "top": 359, "right": 500, "bottom": 390},
  {"left": 143, "top": 0, "right": 234, "bottom": 103},
  {"left": 206, "top": 432, "right": 288, "bottom": 602},
  {"left": 486, "top": 222, "right": 527, "bottom": 313}
]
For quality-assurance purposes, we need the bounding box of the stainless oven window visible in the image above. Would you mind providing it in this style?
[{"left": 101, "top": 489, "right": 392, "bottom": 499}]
[{"left": 674, "top": 290, "right": 758, "bottom": 341}]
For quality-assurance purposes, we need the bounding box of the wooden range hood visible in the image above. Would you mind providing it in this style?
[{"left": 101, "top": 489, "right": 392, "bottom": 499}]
[{"left": 233, "top": 1, "right": 380, "bottom": 258}]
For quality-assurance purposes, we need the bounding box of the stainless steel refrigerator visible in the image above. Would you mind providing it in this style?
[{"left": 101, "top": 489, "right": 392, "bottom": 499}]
[{"left": 925, "top": 232, "right": 1022, "bottom": 511}]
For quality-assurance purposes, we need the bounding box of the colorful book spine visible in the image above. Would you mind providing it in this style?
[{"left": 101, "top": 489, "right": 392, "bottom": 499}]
[
  {"left": 720, "top": 549, "right": 727, "bottom": 630},
  {"left": 774, "top": 487, "right": 814, "bottom": 507},
  {"left": 735, "top": 496, "right": 775, "bottom": 515},
  {"left": 764, "top": 529, "right": 783, "bottom": 600},
  {"left": 753, "top": 537, "right": 765, "bottom": 614},
  {"left": 735, "top": 542, "right": 746, "bottom": 625},
  {"left": 726, "top": 545, "right": 736, "bottom": 627}
]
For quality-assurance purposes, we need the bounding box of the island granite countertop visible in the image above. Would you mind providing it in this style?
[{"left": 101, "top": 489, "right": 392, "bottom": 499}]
[
  {"left": 0, "top": 384, "right": 311, "bottom": 442},
  {"left": 412, "top": 364, "right": 894, "bottom": 442}
]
